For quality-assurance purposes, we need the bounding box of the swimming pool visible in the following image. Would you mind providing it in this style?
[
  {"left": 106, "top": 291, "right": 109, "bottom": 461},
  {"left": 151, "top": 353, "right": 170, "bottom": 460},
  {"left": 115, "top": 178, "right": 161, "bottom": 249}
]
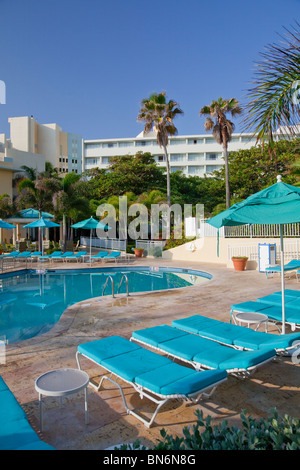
[{"left": 0, "top": 266, "right": 211, "bottom": 344}]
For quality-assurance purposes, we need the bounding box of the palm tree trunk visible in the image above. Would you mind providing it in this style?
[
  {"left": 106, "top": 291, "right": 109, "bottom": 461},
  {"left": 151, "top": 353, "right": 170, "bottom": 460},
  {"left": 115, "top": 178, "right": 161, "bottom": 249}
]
[
  {"left": 163, "top": 144, "right": 171, "bottom": 206},
  {"left": 223, "top": 144, "right": 231, "bottom": 209}
]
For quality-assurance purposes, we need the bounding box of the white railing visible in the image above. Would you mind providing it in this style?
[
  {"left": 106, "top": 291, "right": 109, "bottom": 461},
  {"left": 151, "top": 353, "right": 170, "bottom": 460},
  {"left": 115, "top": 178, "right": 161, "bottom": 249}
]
[
  {"left": 200, "top": 219, "right": 300, "bottom": 239},
  {"left": 199, "top": 219, "right": 225, "bottom": 237},
  {"left": 225, "top": 223, "right": 300, "bottom": 238},
  {"left": 80, "top": 237, "right": 127, "bottom": 252},
  {"left": 228, "top": 240, "right": 300, "bottom": 262}
]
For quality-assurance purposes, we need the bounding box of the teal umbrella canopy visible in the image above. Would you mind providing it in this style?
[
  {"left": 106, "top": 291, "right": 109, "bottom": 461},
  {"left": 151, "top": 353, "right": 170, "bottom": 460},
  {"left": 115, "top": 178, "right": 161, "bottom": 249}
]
[
  {"left": 14, "top": 208, "right": 54, "bottom": 220},
  {"left": 71, "top": 217, "right": 110, "bottom": 230},
  {"left": 23, "top": 218, "right": 60, "bottom": 228},
  {"left": 208, "top": 176, "right": 300, "bottom": 228},
  {"left": 207, "top": 176, "right": 300, "bottom": 334},
  {"left": 0, "top": 220, "right": 16, "bottom": 229}
]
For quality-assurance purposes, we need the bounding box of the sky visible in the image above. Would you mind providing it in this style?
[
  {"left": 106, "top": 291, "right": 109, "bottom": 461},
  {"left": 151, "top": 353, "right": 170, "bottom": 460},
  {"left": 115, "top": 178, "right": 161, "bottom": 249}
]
[{"left": 0, "top": 0, "right": 299, "bottom": 141}]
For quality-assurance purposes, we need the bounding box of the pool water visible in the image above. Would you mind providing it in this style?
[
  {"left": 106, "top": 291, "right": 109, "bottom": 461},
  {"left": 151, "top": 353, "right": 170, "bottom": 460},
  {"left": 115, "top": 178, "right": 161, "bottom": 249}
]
[{"left": 0, "top": 267, "right": 211, "bottom": 344}]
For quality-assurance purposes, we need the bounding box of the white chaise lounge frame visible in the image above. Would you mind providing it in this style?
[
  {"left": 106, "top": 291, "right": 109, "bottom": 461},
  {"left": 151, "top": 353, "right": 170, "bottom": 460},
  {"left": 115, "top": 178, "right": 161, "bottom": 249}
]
[{"left": 75, "top": 349, "right": 226, "bottom": 428}]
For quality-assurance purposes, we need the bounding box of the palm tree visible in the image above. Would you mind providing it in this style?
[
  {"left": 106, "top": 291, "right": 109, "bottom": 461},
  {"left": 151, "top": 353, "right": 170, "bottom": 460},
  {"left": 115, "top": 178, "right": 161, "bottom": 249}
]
[
  {"left": 52, "top": 172, "right": 90, "bottom": 249},
  {"left": 243, "top": 24, "right": 300, "bottom": 145},
  {"left": 199, "top": 97, "right": 242, "bottom": 208},
  {"left": 137, "top": 91, "right": 183, "bottom": 206}
]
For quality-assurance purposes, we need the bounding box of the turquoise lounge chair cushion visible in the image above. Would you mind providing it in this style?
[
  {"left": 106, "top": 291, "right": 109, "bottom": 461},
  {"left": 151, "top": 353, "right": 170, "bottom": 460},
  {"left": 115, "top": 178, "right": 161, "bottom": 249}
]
[
  {"left": 101, "top": 348, "right": 170, "bottom": 383},
  {"left": 136, "top": 363, "right": 226, "bottom": 396},
  {"left": 231, "top": 301, "right": 270, "bottom": 313},
  {"left": 78, "top": 335, "right": 140, "bottom": 364},
  {"left": 0, "top": 376, "right": 54, "bottom": 450},
  {"left": 132, "top": 325, "right": 275, "bottom": 371},
  {"left": 256, "top": 294, "right": 297, "bottom": 306},
  {"left": 172, "top": 315, "right": 300, "bottom": 351},
  {"left": 77, "top": 336, "right": 228, "bottom": 397}
]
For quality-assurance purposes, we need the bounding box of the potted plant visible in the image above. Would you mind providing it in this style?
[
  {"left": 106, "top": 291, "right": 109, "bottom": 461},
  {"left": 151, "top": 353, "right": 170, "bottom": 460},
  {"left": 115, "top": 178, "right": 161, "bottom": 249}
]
[
  {"left": 133, "top": 248, "right": 144, "bottom": 258},
  {"left": 232, "top": 256, "right": 248, "bottom": 271}
]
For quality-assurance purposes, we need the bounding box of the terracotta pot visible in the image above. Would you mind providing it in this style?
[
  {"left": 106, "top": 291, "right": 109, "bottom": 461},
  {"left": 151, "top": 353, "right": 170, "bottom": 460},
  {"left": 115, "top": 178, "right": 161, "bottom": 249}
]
[
  {"left": 232, "top": 257, "right": 248, "bottom": 271},
  {"left": 134, "top": 248, "right": 144, "bottom": 258}
]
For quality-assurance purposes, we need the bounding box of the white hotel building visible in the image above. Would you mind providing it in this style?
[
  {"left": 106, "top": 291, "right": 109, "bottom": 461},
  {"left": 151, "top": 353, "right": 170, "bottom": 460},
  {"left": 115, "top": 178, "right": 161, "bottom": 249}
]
[{"left": 83, "top": 131, "right": 258, "bottom": 177}]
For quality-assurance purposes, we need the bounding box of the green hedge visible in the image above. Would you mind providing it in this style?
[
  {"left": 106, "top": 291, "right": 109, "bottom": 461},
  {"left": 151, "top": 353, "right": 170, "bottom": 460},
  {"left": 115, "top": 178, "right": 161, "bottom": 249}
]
[{"left": 117, "top": 409, "right": 300, "bottom": 450}]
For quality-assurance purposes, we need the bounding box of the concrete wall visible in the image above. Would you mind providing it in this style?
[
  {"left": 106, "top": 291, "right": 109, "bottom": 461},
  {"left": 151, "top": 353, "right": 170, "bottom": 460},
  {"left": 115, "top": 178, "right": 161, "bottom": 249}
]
[{"left": 162, "top": 236, "right": 298, "bottom": 270}]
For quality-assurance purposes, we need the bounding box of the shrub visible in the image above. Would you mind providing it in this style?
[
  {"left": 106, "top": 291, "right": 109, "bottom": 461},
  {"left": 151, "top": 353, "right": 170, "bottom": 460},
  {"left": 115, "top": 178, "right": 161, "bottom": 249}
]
[{"left": 116, "top": 409, "right": 300, "bottom": 450}]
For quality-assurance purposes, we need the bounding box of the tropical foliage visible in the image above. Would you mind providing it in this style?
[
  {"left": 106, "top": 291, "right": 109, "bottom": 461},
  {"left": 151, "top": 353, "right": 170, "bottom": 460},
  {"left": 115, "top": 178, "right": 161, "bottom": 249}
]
[{"left": 243, "top": 24, "right": 300, "bottom": 145}]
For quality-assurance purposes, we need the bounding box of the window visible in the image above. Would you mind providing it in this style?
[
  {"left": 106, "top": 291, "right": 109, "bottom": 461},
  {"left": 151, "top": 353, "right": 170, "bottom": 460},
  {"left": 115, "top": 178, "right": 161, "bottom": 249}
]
[
  {"left": 85, "top": 143, "right": 101, "bottom": 149},
  {"left": 103, "top": 142, "right": 117, "bottom": 148},
  {"left": 158, "top": 155, "right": 165, "bottom": 162},
  {"left": 170, "top": 154, "right": 185, "bottom": 162},
  {"left": 188, "top": 166, "right": 204, "bottom": 175},
  {"left": 188, "top": 153, "right": 204, "bottom": 161},
  {"left": 119, "top": 141, "right": 134, "bottom": 147},
  {"left": 188, "top": 138, "right": 204, "bottom": 145},
  {"left": 206, "top": 153, "right": 217, "bottom": 161},
  {"left": 170, "top": 139, "right": 186, "bottom": 145}
]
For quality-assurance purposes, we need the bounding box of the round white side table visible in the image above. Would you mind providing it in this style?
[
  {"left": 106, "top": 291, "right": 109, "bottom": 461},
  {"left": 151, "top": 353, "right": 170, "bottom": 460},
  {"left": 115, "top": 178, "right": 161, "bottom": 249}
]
[
  {"left": 35, "top": 368, "right": 89, "bottom": 431},
  {"left": 234, "top": 311, "right": 269, "bottom": 331}
]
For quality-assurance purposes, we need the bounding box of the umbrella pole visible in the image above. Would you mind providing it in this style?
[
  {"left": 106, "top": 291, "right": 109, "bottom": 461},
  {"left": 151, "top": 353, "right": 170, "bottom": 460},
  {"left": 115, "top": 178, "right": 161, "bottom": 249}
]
[{"left": 280, "top": 225, "right": 286, "bottom": 335}]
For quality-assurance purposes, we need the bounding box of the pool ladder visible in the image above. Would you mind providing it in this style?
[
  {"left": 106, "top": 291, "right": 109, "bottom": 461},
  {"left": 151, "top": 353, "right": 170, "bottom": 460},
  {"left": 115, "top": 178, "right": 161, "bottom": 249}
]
[{"left": 102, "top": 274, "right": 129, "bottom": 298}]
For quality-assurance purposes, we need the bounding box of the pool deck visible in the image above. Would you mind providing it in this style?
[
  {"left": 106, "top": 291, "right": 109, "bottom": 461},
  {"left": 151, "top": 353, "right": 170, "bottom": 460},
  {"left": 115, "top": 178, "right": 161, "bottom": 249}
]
[{"left": 1, "top": 257, "right": 300, "bottom": 450}]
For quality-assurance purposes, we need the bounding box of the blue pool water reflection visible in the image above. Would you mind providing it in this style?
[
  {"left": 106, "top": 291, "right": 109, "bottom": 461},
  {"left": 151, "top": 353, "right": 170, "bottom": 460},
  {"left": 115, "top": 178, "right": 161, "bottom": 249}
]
[{"left": 0, "top": 267, "right": 211, "bottom": 343}]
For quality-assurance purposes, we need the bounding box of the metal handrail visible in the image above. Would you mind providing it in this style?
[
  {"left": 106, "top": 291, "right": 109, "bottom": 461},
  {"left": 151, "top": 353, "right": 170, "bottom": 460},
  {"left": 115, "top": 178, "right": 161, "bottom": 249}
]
[
  {"left": 102, "top": 275, "right": 115, "bottom": 297},
  {"left": 117, "top": 274, "right": 129, "bottom": 297}
]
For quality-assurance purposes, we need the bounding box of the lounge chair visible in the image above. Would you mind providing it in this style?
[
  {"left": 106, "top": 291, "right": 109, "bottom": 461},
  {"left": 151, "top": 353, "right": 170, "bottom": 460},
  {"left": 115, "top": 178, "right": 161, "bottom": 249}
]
[
  {"left": 90, "top": 251, "right": 109, "bottom": 262},
  {"left": 14, "top": 251, "right": 32, "bottom": 259},
  {"left": 38, "top": 251, "right": 62, "bottom": 261},
  {"left": 231, "top": 293, "right": 300, "bottom": 331},
  {"left": 50, "top": 251, "right": 74, "bottom": 262},
  {"left": 76, "top": 335, "right": 227, "bottom": 428},
  {"left": 171, "top": 314, "right": 300, "bottom": 354},
  {"left": 101, "top": 251, "right": 122, "bottom": 262},
  {"left": 131, "top": 325, "right": 276, "bottom": 378},
  {"left": 0, "top": 375, "right": 54, "bottom": 450},
  {"left": 63, "top": 251, "right": 88, "bottom": 262},
  {"left": 0, "top": 251, "right": 20, "bottom": 258},
  {"left": 265, "top": 260, "right": 300, "bottom": 278}
]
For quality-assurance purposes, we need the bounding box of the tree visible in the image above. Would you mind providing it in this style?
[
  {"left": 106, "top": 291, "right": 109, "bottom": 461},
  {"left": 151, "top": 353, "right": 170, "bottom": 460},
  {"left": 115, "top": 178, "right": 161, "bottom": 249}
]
[
  {"left": 244, "top": 24, "right": 300, "bottom": 145},
  {"left": 200, "top": 97, "right": 242, "bottom": 209},
  {"left": 212, "top": 137, "right": 299, "bottom": 201},
  {"left": 137, "top": 91, "right": 183, "bottom": 206},
  {"left": 52, "top": 172, "right": 90, "bottom": 248}
]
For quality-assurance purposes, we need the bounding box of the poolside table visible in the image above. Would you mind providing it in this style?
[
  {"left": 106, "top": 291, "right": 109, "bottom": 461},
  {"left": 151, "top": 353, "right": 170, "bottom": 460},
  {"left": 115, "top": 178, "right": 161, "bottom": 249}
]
[
  {"left": 35, "top": 368, "right": 89, "bottom": 431},
  {"left": 234, "top": 311, "right": 269, "bottom": 332}
]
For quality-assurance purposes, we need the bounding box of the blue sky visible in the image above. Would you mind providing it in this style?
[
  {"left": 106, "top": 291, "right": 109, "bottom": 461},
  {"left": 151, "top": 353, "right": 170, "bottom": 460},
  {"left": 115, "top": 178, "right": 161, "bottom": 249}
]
[{"left": 0, "top": 0, "right": 299, "bottom": 140}]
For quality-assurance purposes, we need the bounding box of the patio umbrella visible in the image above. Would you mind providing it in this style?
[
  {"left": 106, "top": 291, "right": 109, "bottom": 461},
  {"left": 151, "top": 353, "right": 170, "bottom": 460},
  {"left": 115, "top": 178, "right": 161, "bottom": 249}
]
[
  {"left": 23, "top": 217, "right": 60, "bottom": 254},
  {"left": 0, "top": 220, "right": 16, "bottom": 229},
  {"left": 71, "top": 217, "right": 111, "bottom": 259},
  {"left": 207, "top": 175, "right": 300, "bottom": 334}
]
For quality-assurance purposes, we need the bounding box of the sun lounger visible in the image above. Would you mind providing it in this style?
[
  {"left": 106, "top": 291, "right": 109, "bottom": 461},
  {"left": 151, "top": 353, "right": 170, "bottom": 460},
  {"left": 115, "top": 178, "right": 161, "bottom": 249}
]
[
  {"left": 171, "top": 315, "right": 300, "bottom": 353},
  {"left": 38, "top": 251, "right": 62, "bottom": 261},
  {"left": 76, "top": 335, "right": 227, "bottom": 427},
  {"left": 102, "top": 251, "right": 122, "bottom": 262},
  {"left": 131, "top": 325, "right": 276, "bottom": 378},
  {"left": 14, "top": 251, "right": 32, "bottom": 259},
  {"left": 50, "top": 251, "right": 74, "bottom": 262},
  {"left": 90, "top": 251, "right": 109, "bottom": 261},
  {"left": 0, "top": 375, "right": 54, "bottom": 450},
  {"left": 63, "top": 251, "right": 88, "bottom": 262},
  {"left": 265, "top": 260, "right": 300, "bottom": 278},
  {"left": 231, "top": 293, "right": 300, "bottom": 331},
  {"left": 0, "top": 251, "right": 20, "bottom": 258}
]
